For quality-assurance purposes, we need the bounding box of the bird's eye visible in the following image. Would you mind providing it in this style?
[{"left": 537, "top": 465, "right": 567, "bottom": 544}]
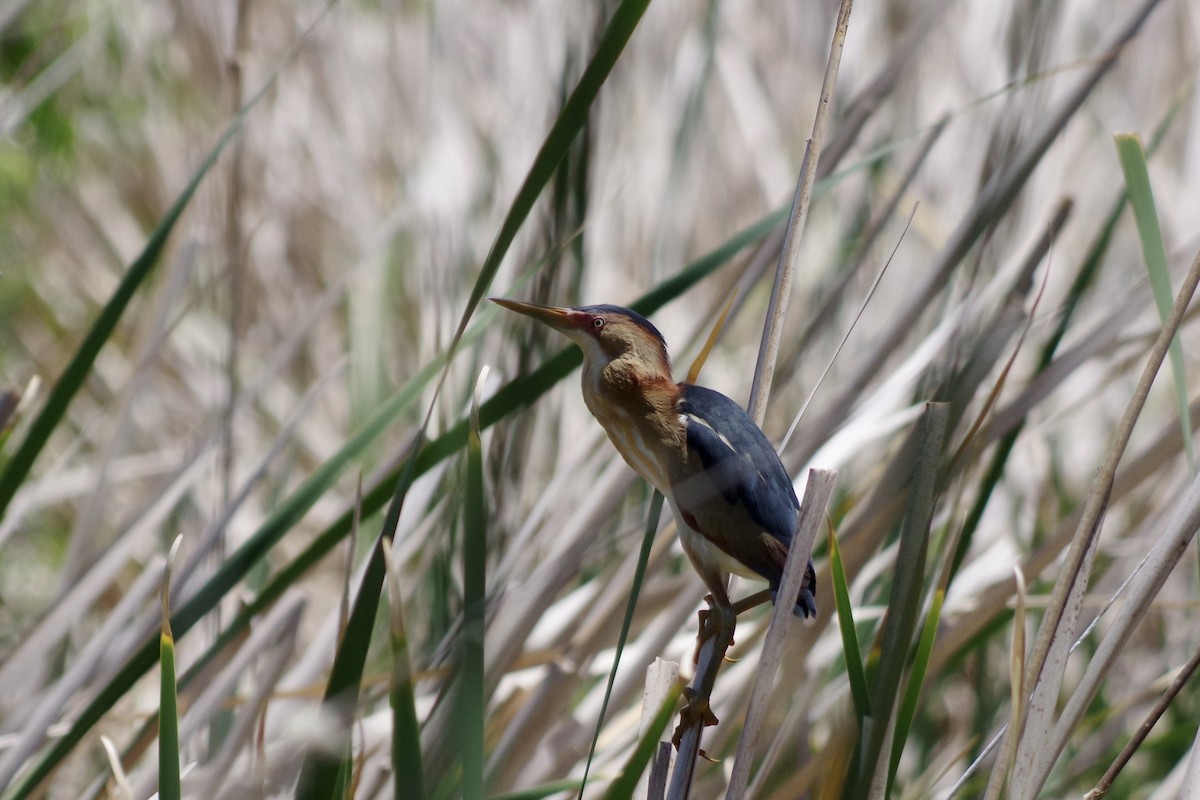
[{"left": 592, "top": 317, "right": 605, "bottom": 329}]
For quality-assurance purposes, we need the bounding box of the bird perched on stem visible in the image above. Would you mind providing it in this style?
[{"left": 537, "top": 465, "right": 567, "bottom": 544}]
[{"left": 491, "top": 299, "right": 817, "bottom": 622}]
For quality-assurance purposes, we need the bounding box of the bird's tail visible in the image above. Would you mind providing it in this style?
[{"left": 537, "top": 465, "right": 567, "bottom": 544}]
[{"left": 770, "top": 559, "right": 818, "bottom": 619}]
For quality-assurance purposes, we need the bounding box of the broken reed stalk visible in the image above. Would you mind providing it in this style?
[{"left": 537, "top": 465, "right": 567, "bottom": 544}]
[{"left": 726, "top": 469, "right": 837, "bottom": 800}]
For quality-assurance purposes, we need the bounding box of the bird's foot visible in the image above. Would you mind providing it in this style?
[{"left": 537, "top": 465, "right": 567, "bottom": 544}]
[
  {"left": 694, "top": 595, "right": 737, "bottom": 657},
  {"left": 672, "top": 686, "right": 719, "bottom": 748}
]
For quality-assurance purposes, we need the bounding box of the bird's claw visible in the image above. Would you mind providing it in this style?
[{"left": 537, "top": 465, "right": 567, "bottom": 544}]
[
  {"left": 692, "top": 596, "right": 736, "bottom": 662},
  {"left": 672, "top": 686, "right": 720, "bottom": 748}
]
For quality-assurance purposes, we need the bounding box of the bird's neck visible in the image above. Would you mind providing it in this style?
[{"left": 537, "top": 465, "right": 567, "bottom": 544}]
[{"left": 580, "top": 356, "right": 681, "bottom": 493}]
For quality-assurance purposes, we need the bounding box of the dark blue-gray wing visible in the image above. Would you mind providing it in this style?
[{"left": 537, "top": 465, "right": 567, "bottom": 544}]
[
  {"left": 680, "top": 385, "right": 798, "bottom": 540},
  {"left": 678, "top": 384, "right": 817, "bottom": 617}
]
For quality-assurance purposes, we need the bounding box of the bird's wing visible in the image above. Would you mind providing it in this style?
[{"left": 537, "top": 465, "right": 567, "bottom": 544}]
[
  {"left": 675, "top": 385, "right": 799, "bottom": 572},
  {"left": 674, "top": 384, "right": 818, "bottom": 618}
]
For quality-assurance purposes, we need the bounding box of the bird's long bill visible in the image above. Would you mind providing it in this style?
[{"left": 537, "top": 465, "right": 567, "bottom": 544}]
[{"left": 489, "top": 298, "right": 582, "bottom": 331}]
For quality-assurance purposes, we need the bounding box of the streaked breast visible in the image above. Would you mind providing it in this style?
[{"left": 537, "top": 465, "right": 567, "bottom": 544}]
[{"left": 586, "top": 400, "right": 671, "bottom": 494}]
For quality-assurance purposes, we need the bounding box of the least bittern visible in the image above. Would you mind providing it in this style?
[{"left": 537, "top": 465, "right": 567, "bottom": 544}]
[{"left": 491, "top": 300, "right": 816, "bottom": 620}]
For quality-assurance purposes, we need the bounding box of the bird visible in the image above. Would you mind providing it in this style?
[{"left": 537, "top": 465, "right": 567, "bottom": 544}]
[{"left": 491, "top": 299, "right": 817, "bottom": 623}]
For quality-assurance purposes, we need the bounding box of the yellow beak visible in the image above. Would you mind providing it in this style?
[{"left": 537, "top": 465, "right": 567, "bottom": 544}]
[{"left": 488, "top": 298, "right": 585, "bottom": 332}]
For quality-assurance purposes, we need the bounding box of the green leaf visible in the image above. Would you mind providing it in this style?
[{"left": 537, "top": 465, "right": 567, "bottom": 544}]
[
  {"left": 599, "top": 681, "right": 680, "bottom": 800},
  {"left": 386, "top": 546, "right": 425, "bottom": 800},
  {"left": 159, "top": 539, "right": 182, "bottom": 800},
  {"left": 578, "top": 491, "right": 664, "bottom": 799},
  {"left": 294, "top": 456, "right": 417, "bottom": 798},
  {"left": 448, "top": 0, "right": 654, "bottom": 347},
  {"left": 0, "top": 84, "right": 264, "bottom": 522},
  {"left": 851, "top": 403, "right": 948, "bottom": 800},
  {"left": 830, "top": 525, "right": 871, "bottom": 720},
  {"left": 1115, "top": 132, "right": 1193, "bottom": 473},
  {"left": 460, "top": 371, "right": 489, "bottom": 800},
  {"left": 296, "top": 0, "right": 654, "bottom": 793},
  {"left": 887, "top": 589, "right": 945, "bottom": 796},
  {"left": 158, "top": 632, "right": 180, "bottom": 800}
]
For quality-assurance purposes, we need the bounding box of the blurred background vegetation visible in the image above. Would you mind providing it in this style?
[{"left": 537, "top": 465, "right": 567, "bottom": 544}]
[{"left": 2, "top": 0, "right": 1200, "bottom": 797}]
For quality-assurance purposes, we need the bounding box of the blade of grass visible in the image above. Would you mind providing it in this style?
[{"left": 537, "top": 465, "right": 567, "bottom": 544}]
[
  {"left": 600, "top": 683, "right": 682, "bottom": 800},
  {"left": 685, "top": 290, "right": 738, "bottom": 385},
  {"left": 850, "top": 403, "right": 948, "bottom": 800},
  {"left": 382, "top": 539, "right": 424, "bottom": 800},
  {"left": 448, "top": 0, "right": 652, "bottom": 347},
  {"left": 99, "top": 736, "right": 133, "bottom": 800},
  {"left": 460, "top": 368, "right": 489, "bottom": 800},
  {"left": 1008, "top": 571, "right": 1028, "bottom": 775},
  {"left": 947, "top": 98, "right": 1181, "bottom": 586},
  {"left": 979, "top": 566, "right": 1028, "bottom": 800},
  {"left": 781, "top": 203, "right": 914, "bottom": 452},
  {"left": 830, "top": 523, "right": 871, "bottom": 721},
  {"left": 158, "top": 536, "right": 183, "bottom": 800},
  {"left": 0, "top": 78, "right": 270, "bottom": 523},
  {"left": 1006, "top": 243, "right": 1200, "bottom": 799},
  {"left": 0, "top": 388, "right": 19, "bottom": 443},
  {"left": 578, "top": 490, "right": 665, "bottom": 800},
  {"left": 886, "top": 588, "right": 945, "bottom": 796},
  {"left": 294, "top": 448, "right": 420, "bottom": 799},
  {"left": 1115, "top": 132, "right": 1192, "bottom": 472}
]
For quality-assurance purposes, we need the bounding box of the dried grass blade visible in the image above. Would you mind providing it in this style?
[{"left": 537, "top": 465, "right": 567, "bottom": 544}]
[
  {"left": 948, "top": 102, "right": 1180, "bottom": 588},
  {"left": 1039, "top": 465, "right": 1200, "bottom": 792},
  {"left": 792, "top": 0, "right": 1169, "bottom": 466},
  {"left": 0, "top": 86, "right": 265, "bottom": 522},
  {"left": 1085, "top": 640, "right": 1200, "bottom": 798},
  {"left": 748, "top": 0, "right": 853, "bottom": 423},
  {"left": 685, "top": 291, "right": 738, "bottom": 385},
  {"left": 99, "top": 736, "right": 132, "bottom": 800},
  {"left": 982, "top": 568, "right": 1027, "bottom": 800},
  {"left": 1008, "top": 243, "right": 1200, "bottom": 798}
]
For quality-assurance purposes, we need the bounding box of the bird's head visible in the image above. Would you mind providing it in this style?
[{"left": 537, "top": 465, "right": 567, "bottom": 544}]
[{"left": 490, "top": 299, "right": 671, "bottom": 379}]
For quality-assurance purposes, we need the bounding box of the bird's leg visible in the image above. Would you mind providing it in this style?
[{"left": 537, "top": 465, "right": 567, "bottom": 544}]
[
  {"left": 693, "top": 592, "right": 737, "bottom": 661},
  {"left": 675, "top": 594, "right": 737, "bottom": 747}
]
